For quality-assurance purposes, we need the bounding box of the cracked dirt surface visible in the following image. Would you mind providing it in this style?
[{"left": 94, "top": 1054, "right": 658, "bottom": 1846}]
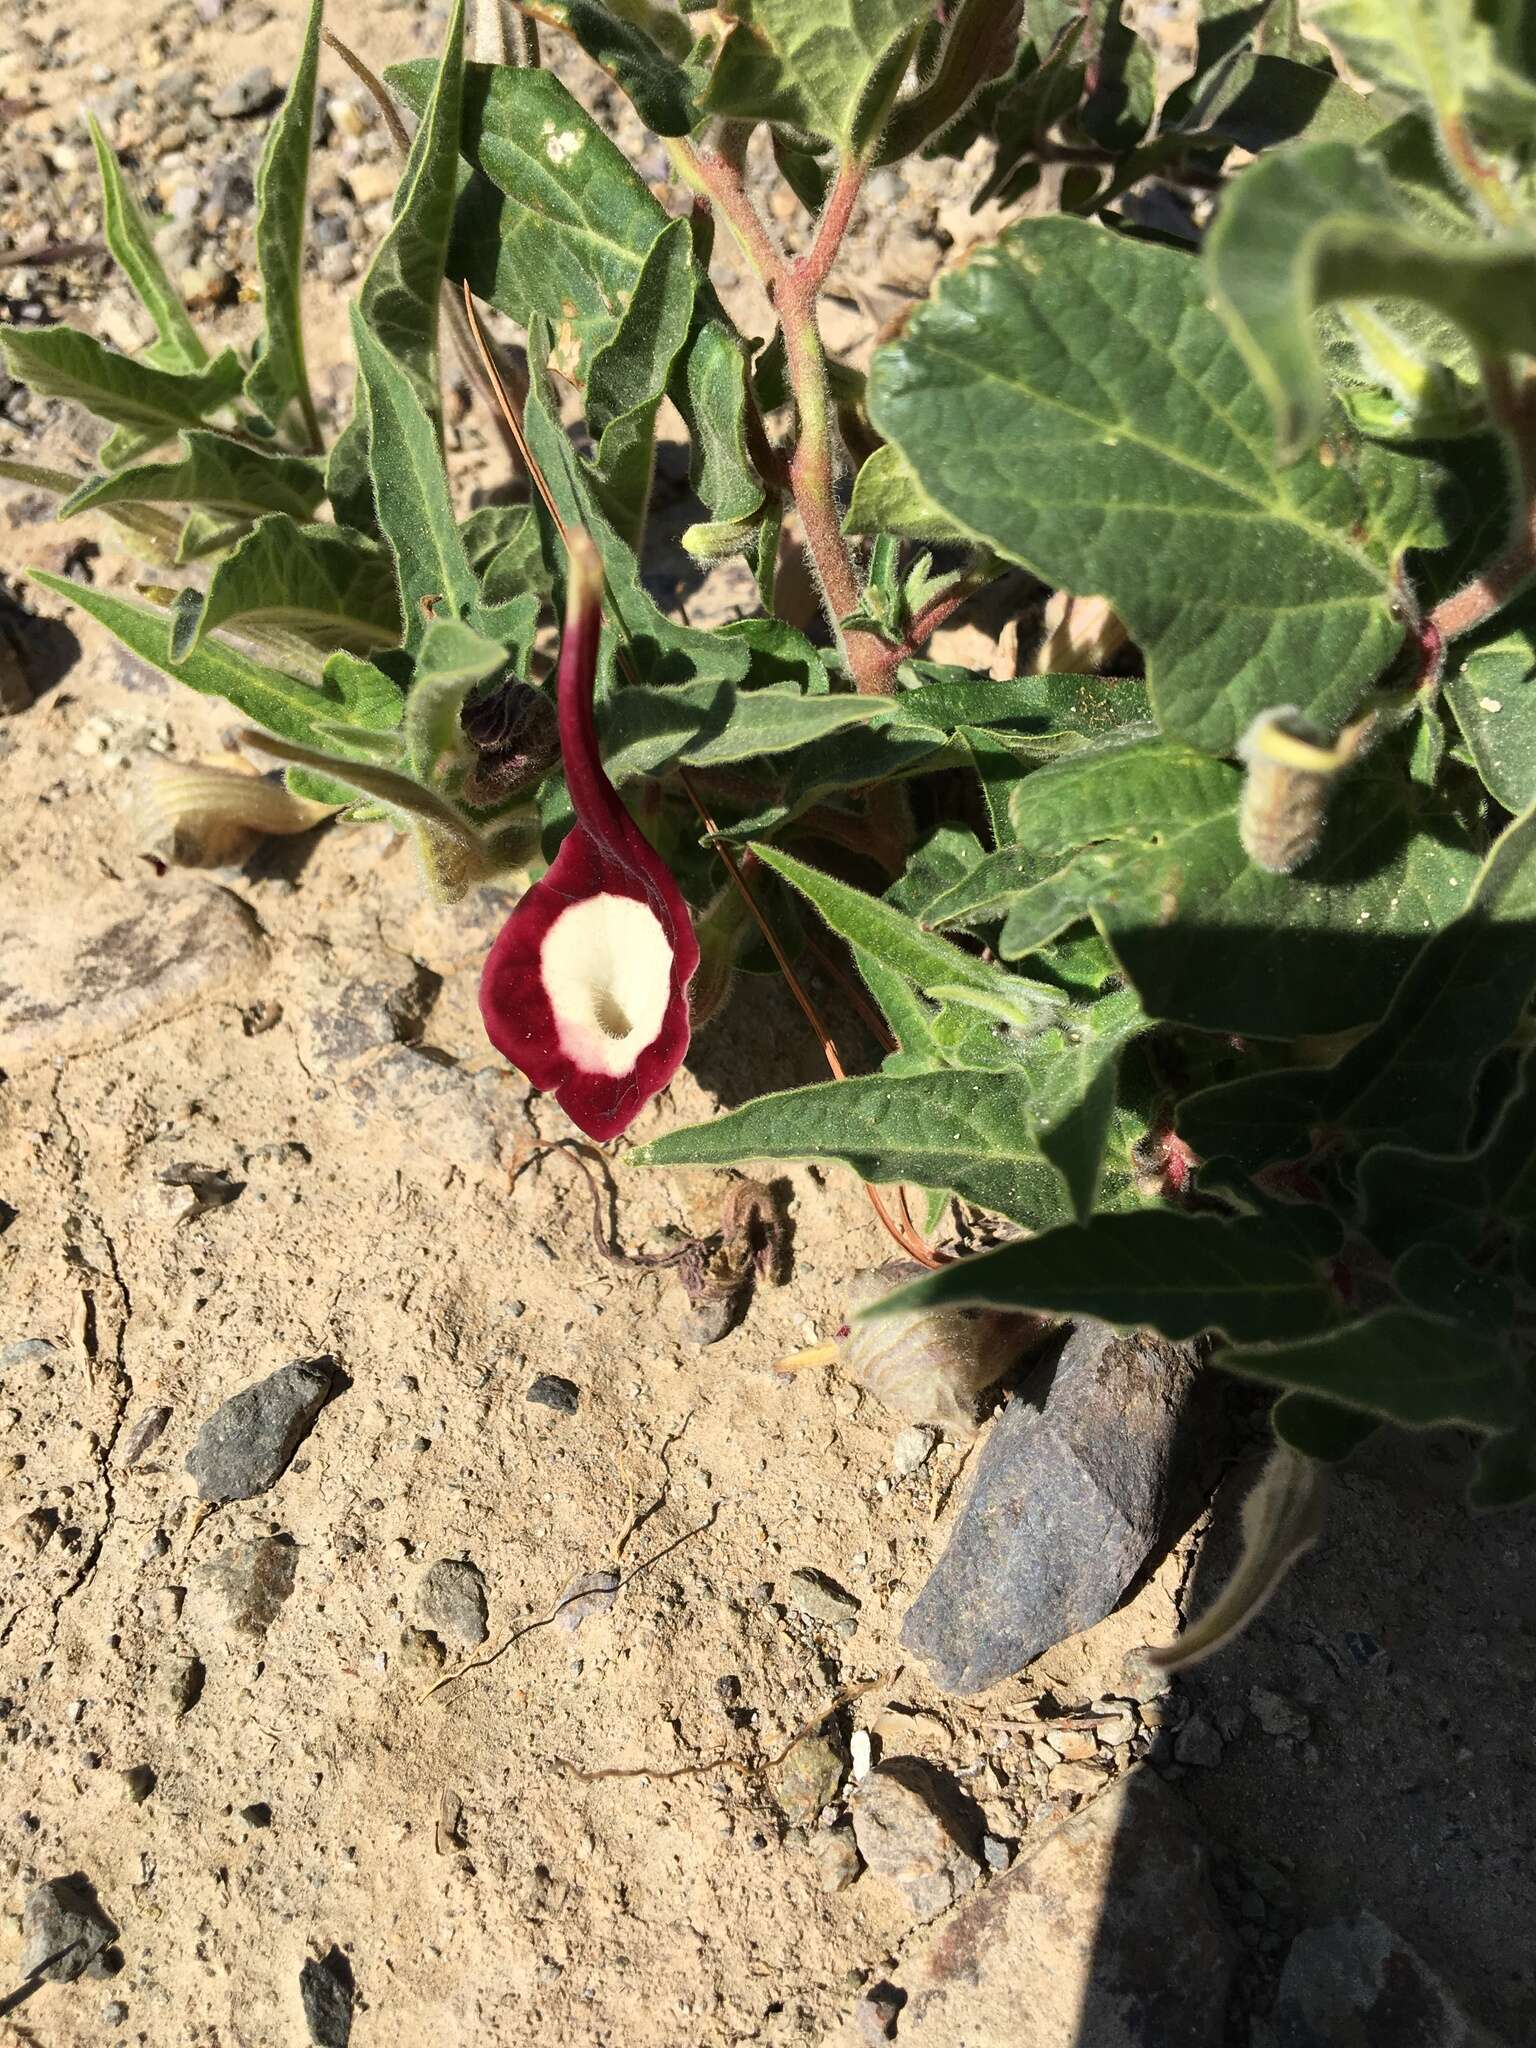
[{"left": 3, "top": 3, "right": 1536, "bottom": 2045}]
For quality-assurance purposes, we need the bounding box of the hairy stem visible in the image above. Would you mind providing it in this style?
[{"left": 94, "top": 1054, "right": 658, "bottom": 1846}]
[
  {"left": 671, "top": 135, "right": 889, "bottom": 691},
  {"left": 1431, "top": 360, "right": 1536, "bottom": 642}
]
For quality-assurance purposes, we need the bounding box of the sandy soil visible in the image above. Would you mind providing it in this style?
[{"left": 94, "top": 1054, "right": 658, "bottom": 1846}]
[{"left": 2, "top": 5, "right": 1533, "bottom": 2046}]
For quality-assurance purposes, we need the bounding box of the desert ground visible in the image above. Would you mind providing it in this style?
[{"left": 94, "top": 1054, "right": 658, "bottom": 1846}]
[{"left": 2, "top": 3, "right": 1533, "bottom": 2043}]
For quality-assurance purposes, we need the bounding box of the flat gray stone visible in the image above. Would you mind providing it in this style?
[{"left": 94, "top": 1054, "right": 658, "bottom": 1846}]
[
  {"left": 289, "top": 941, "right": 432, "bottom": 1075},
  {"left": 839, "top": 1773, "right": 1234, "bottom": 2048},
  {"left": 787, "top": 1567, "right": 860, "bottom": 1625},
  {"left": 185, "top": 1359, "right": 332, "bottom": 1503},
  {"left": 0, "top": 885, "right": 266, "bottom": 1070},
  {"left": 1266, "top": 1912, "right": 1505, "bottom": 2047},
  {"left": 850, "top": 1758, "right": 982, "bottom": 1923},
  {"left": 901, "top": 1319, "right": 1204, "bottom": 1693},
  {"left": 414, "top": 1558, "right": 488, "bottom": 1647},
  {"left": 342, "top": 1047, "right": 506, "bottom": 1171},
  {"left": 21, "top": 1875, "right": 118, "bottom": 1983}
]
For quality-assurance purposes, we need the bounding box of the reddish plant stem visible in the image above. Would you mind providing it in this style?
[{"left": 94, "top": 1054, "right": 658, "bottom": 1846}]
[
  {"left": 673, "top": 135, "right": 889, "bottom": 692},
  {"left": 860, "top": 568, "right": 995, "bottom": 692},
  {"left": 796, "top": 156, "right": 864, "bottom": 295},
  {"left": 1431, "top": 360, "right": 1536, "bottom": 643}
]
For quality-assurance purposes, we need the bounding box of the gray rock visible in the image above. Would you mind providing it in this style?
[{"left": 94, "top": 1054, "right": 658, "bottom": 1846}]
[
  {"left": 184, "top": 1358, "right": 332, "bottom": 1502},
  {"left": 787, "top": 1567, "right": 860, "bottom": 1626},
  {"left": 342, "top": 1046, "right": 506, "bottom": 1171},
  {"left": 188, "top": 1535, "right": 297, "bottom": 1636},
  {"left": 1175, "top": 1713, "right": 1225, "bottom": 1769},
  {"left": 526, "top": 1373, "right": 580, "bottom": 1413},
  {"left": 414, "top": 1559, "right": 488, "bottom": 1647},
  {"left": 290, "top": 949, "right": 431, "bottom": 1074},
  {"left": 151, "top": 1653, "right": 204, "bottom": 1719},
  {"left": 2, "top": 1336, "right": 56, "bottom": 1372},
  {"left": 300, "top": 1947, "right": 354, "bottom": 2047},
  {"left": 0, "top": 886, "right": 265, "bottom": 1071},
  {"left": 812, "top": 1826, "right": 863, "bottom": 1893},
  {"left": 841, "top": 1773, "right": 1234, "bottom": 2047},
  {"left": 1250, "top": 1686, "right": 1311, "bottom": 1741},
  {"left": 850, "top": 1757, "right": 983, "bottom": 1923},
  {"left": 901, "top": 1320, "right": 1205, "bottom": 1692},
  {"left": 210, "top": 65, "right": 277, "bottom": 118},
  {"left": 771, "top": 1729, "right": 846, "bottom": 1825},
  {"left": 21, "top": 1875, "right": 118, "bottom": 1983},
  {"left": 1266, "top": 1912, "right": 1504, "bottom": 2047}
]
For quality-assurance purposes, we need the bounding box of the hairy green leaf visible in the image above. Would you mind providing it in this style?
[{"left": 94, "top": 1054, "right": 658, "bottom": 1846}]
[
  {"left": 600, "top": 681, "right": 892, "bottom": 785},
  {"left": 1445, "top": 605, "right": 1536, "bottom": 810},
  {"left": 671, "top": 309, "right": 766, "bottom": 525},
  {"left": 188, "top": 515, "right": 401, "bottom": 656},
  {"left": 844, "top": 443, "right": 971, "bottom": 543},
  {"left": 0, "top": 328, "right": 243, "bottom": 445},
  {"left": 1306, "top": 0, "right": 1536, "bottom": 141},
  {"left": 1219, "top": 1306, "right": 1520, "bottom": 1431},
  {"left": 350, "top": 312, "right": 479, "bottom": 654},
  {"left": 635, "top": 1045, "right": 1124, "bottom": 1230},
  {"left": 87, "top": 116, "right": 206, "bottom": 373},
  {"left": 328, "top": 0, "right": 465, "bottom": 522},
  {"left": 29, "top": 573, "right": 361, "bottom": 748},
  {"left": 244, "top": 0, "right": 325, "bottom": 444},
  {"left": 1357, "top": 1047, "right": 1536, "bottom": 1266},
  {"left": 525, "top": 0, "right": 700, "bottom": 131},
  {"left": 751, "top": 842, "right": 1063, "bottom": 1023},
  {"left": 924, "top": 726, "right": 1479, "bottom": 1037},
  {"left": 1181, "top": 798, "right": 1536, "bottom": 1164},
  {"left": 522, "top": 317, "right": 749, "bottom": 689},
  {"left": 1271, "top": 1391, "right": 1380, "bottom": 1462},
  {"left": 586, "top": 216, "right": 698, "bottom": 550},
  {"left": 718, "top": 722, "right": 957, "bottom": 841},
  {"left": 59, "top": 432, "right": 324, "bottom": 523},
  {"left": 866, "top": 214, "right": 1412, "bottom": 754},
  {"left": 1206, "top": 140, "right": 1530, "bottom": 459},
  {"left": 390, "top": 59, "right": 669, "bottom": 381},
  {"left": 871, "top": 1211, "right": 1340, "bottom": 1342},
  {"left": 703, "top": 0, "right": 932, "bottom": 150}
]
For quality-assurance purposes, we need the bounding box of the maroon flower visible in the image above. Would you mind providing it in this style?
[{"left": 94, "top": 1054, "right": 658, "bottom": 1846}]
[{"left": 479, "top": 533, "right": 699, "bottom": 1141}]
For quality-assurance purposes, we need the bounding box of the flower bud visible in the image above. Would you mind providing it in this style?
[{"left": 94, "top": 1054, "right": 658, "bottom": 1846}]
[{"left": 460, "top": 676, "right": 560, "bottom": 806}]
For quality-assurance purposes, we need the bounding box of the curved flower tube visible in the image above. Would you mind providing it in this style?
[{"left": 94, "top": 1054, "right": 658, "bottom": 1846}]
[{"left": 479, "top": 532, "right": 699, "bottom": 1141}]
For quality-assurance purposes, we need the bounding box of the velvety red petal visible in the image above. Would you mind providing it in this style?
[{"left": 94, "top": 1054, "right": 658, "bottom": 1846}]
[
  {"left": 479, "top": 822, "right": 698, "bottom": 1142},
  {"left": 478, "top": 531, "right": 699, "bottom": 1142}
]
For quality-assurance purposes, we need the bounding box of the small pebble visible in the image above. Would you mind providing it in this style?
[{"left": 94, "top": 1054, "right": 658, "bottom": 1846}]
[
  {"left": 850, "top": 1730, "right": 873, "bottom": 1781},
  {"left": 120, "top": 1764, "right": 155, "bottom": 1804},
  {"left": 414, "top": 1558, "right": 488, "bottom": 1647},
  {"left": 1174, "top": 1715, "right": 1224, "bottom": 1769},
  {"left": 982, "top": 1833, "right": 1013, "bottom": 1872},
  {"left": 210, "top": 65, "right": 277, "bottom": 118},
  {"left": 786, "top": 1567, "right": 860, "bottom": 1625},
  {"left": 526, "top": 1374, "right": 580, "bottom": 1414},
  {"left": 891, "top": 1424, "right": 938, "bottom": 1477}
]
